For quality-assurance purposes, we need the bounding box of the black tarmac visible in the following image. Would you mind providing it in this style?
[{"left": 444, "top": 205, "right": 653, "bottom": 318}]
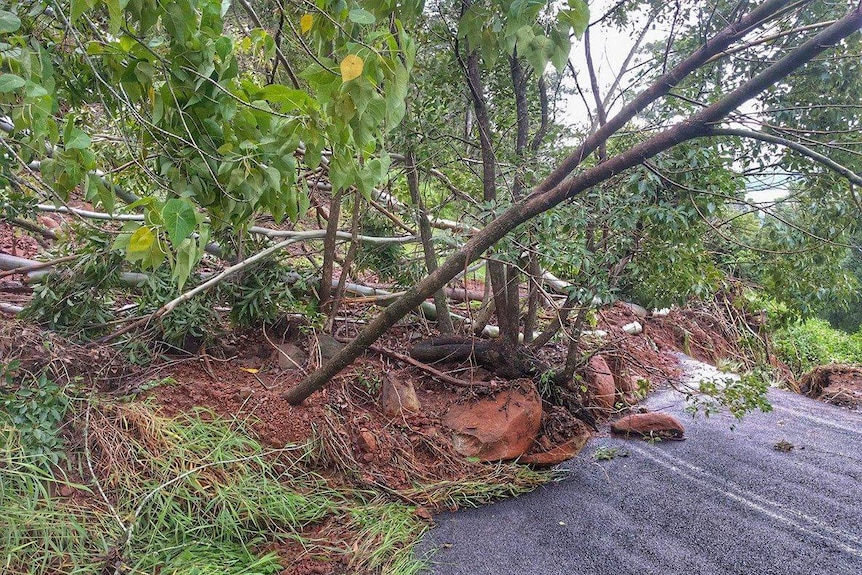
[{"left": 417, "top": 388, "right": 862, "bottom": 575}]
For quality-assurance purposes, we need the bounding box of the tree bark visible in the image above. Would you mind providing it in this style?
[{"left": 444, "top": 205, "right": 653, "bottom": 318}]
[
  {"left": 406, "top": 150, "right": 454, "bottom": 333},
  {"left": 282, "top": 5, "right": 862, "bottom": 405},
  {"left": 319, "top": 188, "right": 343, "bottom": 313}
]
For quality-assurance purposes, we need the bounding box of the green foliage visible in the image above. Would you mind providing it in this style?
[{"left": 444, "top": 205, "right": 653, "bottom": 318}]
[
  {"left": 773, "top": 318, "right": 862, "bottom": 375},
  {"left": 2, "top": 0, "right": 413, "bottom": 290},
  {"left": 21, "top": 231, "right": 127, "bottom": 339},
  {"left": 218, "top": 260, "right": 300, "bottom": 328},
  {"left": 594, "top": 446, "right": 629, "bottom": 461},
  {"left": 353, "top": 213, "right": 408, "bottom": 282},
  {"left": 0, "top": 400, "right": 436, "bottom": 575},
  {"left": 684, "top": 369, "right": 774, "bottom": 421},
  {"left": 0, "top": 361, "right": 70, "bottom": 468}
]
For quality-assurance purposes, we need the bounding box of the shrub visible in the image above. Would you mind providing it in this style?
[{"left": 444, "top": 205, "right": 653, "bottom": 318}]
[{"left": 773, "top": 318, "right": 862, "bottom": 375}]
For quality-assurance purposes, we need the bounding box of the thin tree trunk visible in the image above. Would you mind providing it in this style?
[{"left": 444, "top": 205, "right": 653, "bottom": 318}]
[
  {"left": 282, "top": 4, "right": 861, "bottom": 404},
  {"left": 326, "top": 191, "right": 361, "bottom": 330},
  {"left": 466, "top": 47, "right": 518, "bottom": 345},
  {"left": 319, "top": 188, "right": 343, "bottom": 313},
  {"left": 522, "top": 253, "right": 541, "bottom": 344},
  {"left": 555, "top": 307, "right": 589, "bottom": 385},
  {"left": 406, "top": 150, "right": 454, "bottom": 333},
  {"left": 531, "top": 291, "right": 578, "bottom": 349}
]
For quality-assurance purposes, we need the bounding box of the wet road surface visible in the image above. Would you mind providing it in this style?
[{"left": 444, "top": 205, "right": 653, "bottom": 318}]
[{"left": 417, "top": 387, "right": 862, "bottom": 575}]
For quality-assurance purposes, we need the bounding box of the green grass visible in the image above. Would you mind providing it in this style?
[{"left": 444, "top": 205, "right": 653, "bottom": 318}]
[
  {"left": 0, "top": 400, "right": 433, "bottom": 575},
  {"left": 773, "top": 318, "right": 862, "bottom": 375},
  {"left": 0, "top": 396, "right": 557, "bottom": 575}
]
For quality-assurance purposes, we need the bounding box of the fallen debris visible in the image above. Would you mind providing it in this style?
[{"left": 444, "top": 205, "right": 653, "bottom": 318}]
[{"left": 610, "top": 412, "right": 686, "bottom": 440}]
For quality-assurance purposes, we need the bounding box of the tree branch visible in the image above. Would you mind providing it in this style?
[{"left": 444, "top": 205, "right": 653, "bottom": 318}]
[{"left": 281, "top": 3, "right": 862, "bottom": 405}]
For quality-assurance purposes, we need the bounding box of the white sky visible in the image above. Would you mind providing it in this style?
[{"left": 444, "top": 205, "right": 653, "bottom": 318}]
[{"left": 561, "top": 1, "right": 789, "bottom": 201}]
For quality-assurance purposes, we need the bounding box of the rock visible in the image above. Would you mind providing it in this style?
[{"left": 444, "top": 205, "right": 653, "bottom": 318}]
[
  {"left": 357, "top": 429, "right": 378, "bottom": 453},
  {"left": 622, "top": 321, "right": 643, "bottom": 335},
  {"left": 521, "top": 422, "right": 591, "bottom": 466},
  {"left": 617, "top": 375, "right": 643, "bottom": 405},
  {"left": 37, "top": 215, "right": 61, "bottom": 230},
  {"left": 621, "top": 302, "right": 649, "bottom": 318},
  {"left": 443, "top": 384, "right": 542, "bottom": 461},
  {"left": 587, "top": 355, "right": 616, "bottom": 412},
  {"left": 611, "top": 412, "right": 685, "bottom": 439},
  {"left": 317, "top": 334, "right": 344, "bottom": 360},
  {"left": 378, "top": 374, "right": 420, "bottom": 417},
  {"left": 57, "top": 483, "right": 76, "bottom": 497},
  {"left": 276, "top": 343, "right": 307, "bottom": 370}
]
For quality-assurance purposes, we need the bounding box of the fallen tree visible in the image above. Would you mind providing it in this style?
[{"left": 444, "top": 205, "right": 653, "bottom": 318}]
[{"left": 282, "top": 3, "right": 862, "bottom": 404}]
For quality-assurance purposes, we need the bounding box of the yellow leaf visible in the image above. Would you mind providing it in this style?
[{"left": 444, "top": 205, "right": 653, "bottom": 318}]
[
  {"left": 340, "top": 54, "right": 364, "bottom": 82},
  {"left": 240, "top": 367, "right": 259, "bottom": 374},
  {"left": 300, "top": 14, "right": 313, "bottom": 34}
]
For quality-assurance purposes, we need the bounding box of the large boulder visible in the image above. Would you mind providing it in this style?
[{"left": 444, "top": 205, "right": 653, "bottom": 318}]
[
  {"left": 587, "top": 355, "right": 617, "bottom": 412},
  {"left": 443, "top": 384, "right": 542, "bottom": 461},
  {"left": 611, "top": 412, "right": 685, "bottom": 439}
]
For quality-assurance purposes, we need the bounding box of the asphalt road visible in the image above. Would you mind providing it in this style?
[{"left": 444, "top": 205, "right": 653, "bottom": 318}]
[{"left": 417, "top": 387, "right": 862, "bottom": 575}]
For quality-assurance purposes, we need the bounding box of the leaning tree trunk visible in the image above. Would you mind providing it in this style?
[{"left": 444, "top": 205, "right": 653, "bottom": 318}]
[{"left": 282, "top": 3, "right": 862, "bottom": 404}]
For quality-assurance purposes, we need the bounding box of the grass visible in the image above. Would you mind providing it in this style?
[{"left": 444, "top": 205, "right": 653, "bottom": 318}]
[
  {"left": 773, "top": 318, "right": 862, "bottom": 375},
  {"left": 1, "top": 394, "right": 557, "bottom": 575}
]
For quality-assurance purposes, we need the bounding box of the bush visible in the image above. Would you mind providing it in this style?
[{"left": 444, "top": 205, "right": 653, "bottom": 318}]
[{"left": 773, "top": 318, "right": 862, "bottom": 375}]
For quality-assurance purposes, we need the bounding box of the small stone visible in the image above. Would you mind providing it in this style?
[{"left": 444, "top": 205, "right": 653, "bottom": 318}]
[
  {"left": 37, "top": 215, "right": 61, "bottom": 230},
  {"left": 621, "top": 302, "right": 649, "bottom": 318},
  {"left": 378, "top": 375, "right": 420, "bottom": 417},
  {"left": 276, "top": 343, "right": 307, "bottom": 370},
  {"left": 57, "top": 484, "right": 75, "bottom": 497},
  {"left": 622, "top": 321, "right": 643, "bottom": 335},
  {"left": 317, "top": 334, "right": 344, "bottom": 360},
  {"left": 611, "top": 412, "right": 685, "bottom": 439},
  {"left": 357, "top": 429, "right": 378, "bottom": 453}
]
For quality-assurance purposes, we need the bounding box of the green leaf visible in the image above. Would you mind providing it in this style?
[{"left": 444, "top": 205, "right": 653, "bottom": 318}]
[
  {"left": 258, "top": 85, "right": 313, "bottom": 112},
  {"left": 162, "top": 198, "right": 197, "bottom": 248},
  {"left": 174, "top": 238, "right": 196, "bottom": 290},
  {"left": 128, "top": 226, "right": 156, "bottom": 254},
  {"left": 560, "top": 0, "right": 590, "bottom": 39},
  {"left": 0, "top": 73, "right": 25, "bottom": 93},
  {"left": 24, "top": 81, "right": 49, "bottom": 99},
  {"left": 64, "top": 128, "right": 91, "bottom": 150},
  {"left": 0, "top": 9, "right": 21, "bottom": 33},
  {"left": 348, "top": 8, "right": 376, "bottom": 25}
]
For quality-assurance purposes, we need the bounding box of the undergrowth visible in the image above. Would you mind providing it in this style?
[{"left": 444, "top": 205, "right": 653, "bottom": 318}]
[
  {"left": 0, "top": 385, "right": 558, "bottom": 575},
  {"left": 773, "top": 318, "right": 862, "bottom": 375},
  {"left": 0, "top": 393, "right": 435, "bottom": 575}
]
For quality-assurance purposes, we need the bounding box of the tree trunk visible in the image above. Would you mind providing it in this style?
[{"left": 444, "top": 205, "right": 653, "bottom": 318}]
[
  {"left": 406, "top": 150, "right": 454, "bottom": 333},
  {"left": 319, "top": 188, "right": 343, "bottom": 314},
  {"left": 282, "top": 5, "right": 862, "bottom": 404},
  {"left": 555, "top": 307, "right": 589, "bottom": 385},
  {"left": 326, "top": 191, "right": 362, "bottom": 330}
]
